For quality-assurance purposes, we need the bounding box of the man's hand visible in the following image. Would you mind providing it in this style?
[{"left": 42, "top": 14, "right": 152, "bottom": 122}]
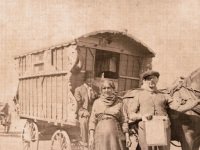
[
  {"left": 125, "top": 133, "right": 132, "bottom": 147},
  {"left": 126, "top": 137, "right": 132, "bottom": 147},
  {"left": 89, "top": 132, "right": 94, "bottom": 150}
]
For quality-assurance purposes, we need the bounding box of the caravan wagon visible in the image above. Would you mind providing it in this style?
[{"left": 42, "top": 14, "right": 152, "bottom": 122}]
[{"left": 15, "top": 30, "right": 155, "bottom": 150}]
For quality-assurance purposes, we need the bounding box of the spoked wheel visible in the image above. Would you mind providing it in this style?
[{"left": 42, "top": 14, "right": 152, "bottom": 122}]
[
  {"left": 71, "top": 140, "right": 84, "bottom": 150},
  {"left": 22, "top": 120, "right": 39, "bottom": 150},
  {"left": 51, "top": 130, "right": 71, "bottom": 150}
]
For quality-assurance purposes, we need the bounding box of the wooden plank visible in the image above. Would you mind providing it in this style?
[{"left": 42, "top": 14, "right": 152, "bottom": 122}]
[
  {"left": 33, "top": 78, "right": 37, "bottom": 117},
  {"left": 52, "top": 50, "right": 57, "bottom": 70},
  {"left": 119, "top": 75, "right": 139, "bottom": 80},
  {"left": 42, "top": 77, "right": 47, "bottom": 118},
  {"left": 24, "top": 79, "right": 28, "bottom": 115},
  {"left": 119, "top": 54, "right": 128, "bottom": 76},
  {"left": 132, "top": 57, "right": 140, "bottom": 77},
  {"left": 19, "top": 114, "right": 79, "bottom": 126},
  {"left": 125, "top": 79, "right": 132, "bottom": 90},
  {"left": 18, "top": 81, "right": 22, "bottom": 114},
  {"left": 19, "top": 81, "right": 23, "bottom": 114},
  {"left": 62, "top": 47, "right": 68, "bottom": 71},
  {"left": 22, "top": 80, "right": 25, "bottom": 114},
  {"left": 57, "top": 76, "right": 62, "bottom": 120},
  {"left": 46, "top": 77, "right": 52, "bottom": 119},
  {"left": 86, "top": 48, "right": 94, "bottom": 71},
  {"left": 78, "top": 46, "right": 87, "bottom": 71},
  {"left": 23, "top": 57, "right": 25, "bottom": 75},
  {"left": 62, "top": 75, "right": 68, "bottom": 121},
  {"left": 37, "top": 77, "right": 42, "bottom": 118},
  {"left": 56, "top": 49, "right": 62, "bottom": 71},
  {"left": 28, "top": 79, "right": 30, "bottom": 115},
  {"left": 52, "top": 76, "right": 57, "bottom": 120},
  {"left": 127, "top": 56, "right": 134, "bottom": 77},
  {"left": 118, "top": 78, "right": 126, "bottom": 92},
  {"left": 131, "top": 80, "right": 139, "bottom": 89},
  {"left": 29, "top": 78, "right": 33, "bottom": 116}
]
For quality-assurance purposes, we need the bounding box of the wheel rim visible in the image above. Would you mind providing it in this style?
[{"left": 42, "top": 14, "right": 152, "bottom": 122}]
[
  {"left": 22, "top": 120, "right": 39, "bottom": 150},
  {"left": 51, "top": 130, "right": 71, "bottom": 150}
]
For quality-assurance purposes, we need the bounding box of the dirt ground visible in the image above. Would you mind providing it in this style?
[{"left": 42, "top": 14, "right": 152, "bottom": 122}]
[{"left": 0, "top": 118, "right": 182, "bottom": 150}]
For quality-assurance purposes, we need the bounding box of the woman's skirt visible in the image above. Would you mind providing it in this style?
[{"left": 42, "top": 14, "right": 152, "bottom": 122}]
[{"left": 94, "top": 118, "right": 126, "bottom": 150}]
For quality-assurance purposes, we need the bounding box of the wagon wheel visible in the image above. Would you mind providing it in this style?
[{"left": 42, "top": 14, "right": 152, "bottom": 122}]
[
  {"left": 22, "top": 120, "right": 39, "bottom": 150},
  {"left": 51, "top": 130, "right": 71, "bottom": 150},
  {"left": 71, "top": 140, "right": 84, "bottom": 150}
]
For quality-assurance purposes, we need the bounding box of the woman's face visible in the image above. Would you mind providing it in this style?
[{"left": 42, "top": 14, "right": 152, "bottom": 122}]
[{"left": 102, "top": 82, "right": 114, "bottom": 97}]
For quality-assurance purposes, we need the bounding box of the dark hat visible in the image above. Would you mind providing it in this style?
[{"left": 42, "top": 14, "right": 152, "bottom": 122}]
[{"left": 141, "top": 70, "right": 160, "bottom": 80}]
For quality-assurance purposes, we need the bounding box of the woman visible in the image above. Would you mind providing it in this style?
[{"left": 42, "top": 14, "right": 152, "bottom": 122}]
[{"left": 88, "top": 79, "right": 126, "bottom": 150}]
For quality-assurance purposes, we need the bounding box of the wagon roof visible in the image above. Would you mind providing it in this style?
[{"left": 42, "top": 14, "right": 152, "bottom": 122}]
[
  {"left": 79, "top": 30, "right": 155, "bottom": 56},
  {"left": 15, "top": 30, "right": 155, "bottom": 58}
]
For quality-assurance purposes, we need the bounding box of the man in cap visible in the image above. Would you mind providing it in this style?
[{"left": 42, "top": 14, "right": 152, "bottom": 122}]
[
  {"left": 123, "top": 70, "right": 175, "bottom": 150},
  {"left": 74, "top": 71, "right": 99, "bottom": 148}
]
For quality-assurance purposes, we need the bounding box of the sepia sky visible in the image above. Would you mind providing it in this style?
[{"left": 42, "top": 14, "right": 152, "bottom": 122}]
[{"left": 0, "top": 0, "right": 200, "bottom": 101}]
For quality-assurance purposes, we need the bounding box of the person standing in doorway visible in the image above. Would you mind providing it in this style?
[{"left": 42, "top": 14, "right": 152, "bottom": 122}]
[{"left": 74, "top": 71, "right": 99, "bottom": 148}]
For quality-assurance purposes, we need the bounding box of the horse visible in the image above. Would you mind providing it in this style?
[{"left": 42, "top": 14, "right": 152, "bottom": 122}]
[
  {"left": 167, "top": 77, "right": 200, "bottom": 150},
  {"left": 0, "top": 102, "right": 11, "bottom": 133}
]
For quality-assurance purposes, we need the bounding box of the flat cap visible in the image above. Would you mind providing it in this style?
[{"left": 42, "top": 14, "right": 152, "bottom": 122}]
[{"left": 141, "top": 70, "right": 160, "bottom": 80}]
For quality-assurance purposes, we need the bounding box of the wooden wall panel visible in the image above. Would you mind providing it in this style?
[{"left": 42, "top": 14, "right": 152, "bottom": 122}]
[
  {"left": 78, "top": 47, "right": 86, "bottom": 71},
  {"left": 62, "top": 47, "right": 68, "bottom": 71},
  {"left": 52, "top": 76, "right": 57, "bottom": 119},
  {"left": 52, "top": 50, "right": 57, "bottom": 70},
  {"left": 27, "top": 79, "right": 31, "bottom": 115},
  {"left": 119, "top": 54, "right": 128, "bottom": 76},
  {"left": 56, "top": 49, "right": 62, "bottom": 71},
  {"left": 56, "top": 76, "right": 63, "bottom": 120},
  {"left": 118, "top": 78, "right": 126, "bottom": 91},
  {"left": 46, "top": 77, "right": 52, "bottom": 119},
  {"left": 29, "top": 79, "right": 33, "bottom": 116},
  {"left": 132, "top": 80, "right": 139, "bottom": 89},
  {"left": 125, "top": 79, "right": 132, "bottom": 90},
  {"left": 42, "top": 77, "right": 47, "bottom": 118},
  {"left": 86, "top": 48, "right": 95, "bottom": 71},
  {"left": 127, "top": 56, "right": 134, "bottom": 77},
  {"left": 62, "top": 75, "right": 68, "bottom": 121},
  {"left": 37, "top": 77, "right": 43, "bottom": 118},
  {"left": 24, "top": 79, "right": 28, "bottom": 115},
  {"left": 32, "top": 78, "right": 37, "bottom": 117},
  {"left": 132, "top": 58, "right": 140, "bottom": 77},
  {"left": 21, "top": 80, "right": 24, "bottom": 114},
  {"left": 18, "top": 81, "right": 22, "bottom": 114}
]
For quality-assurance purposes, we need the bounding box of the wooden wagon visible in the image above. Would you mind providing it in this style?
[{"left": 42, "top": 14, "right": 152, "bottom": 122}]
[{"left": 15, "top": 30, "right": 155, "bottom": 150}]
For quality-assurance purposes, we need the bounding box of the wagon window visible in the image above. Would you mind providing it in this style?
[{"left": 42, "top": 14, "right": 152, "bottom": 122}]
[{"left": 95, "top": 50, "right": 119, "bottom": 79}]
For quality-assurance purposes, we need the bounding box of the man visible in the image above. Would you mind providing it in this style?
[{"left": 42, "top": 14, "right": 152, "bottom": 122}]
[
  {"left": 74, "top": 71, "right": 99, "bottom": 147},
  {"left": 123, "top": 71, "right": 200, "bottom": 150},
  {"left": 123, "top": 70, "right": 176, "bottom": 150}
]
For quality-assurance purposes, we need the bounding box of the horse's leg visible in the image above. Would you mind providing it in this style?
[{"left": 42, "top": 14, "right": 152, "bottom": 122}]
[
  {"left": 180, "top": 125, "right": 195, "bottom": 150},
  {"left": 193, "top": 136, "right": 200, "bottom": 150}
]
